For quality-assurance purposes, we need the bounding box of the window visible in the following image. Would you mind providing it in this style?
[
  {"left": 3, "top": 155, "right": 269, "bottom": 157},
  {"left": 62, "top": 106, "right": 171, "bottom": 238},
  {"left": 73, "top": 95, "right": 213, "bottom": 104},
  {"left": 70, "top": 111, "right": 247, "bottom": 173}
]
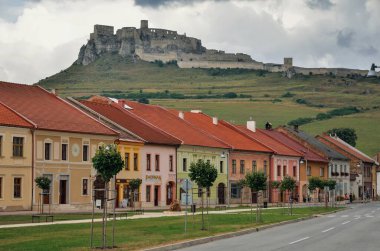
[
  {"left": 146, "top": 154, "right": 151, "bottom": 171},
  {"left": 263, "top": 160, "right": 267, "bottom": 176},
  {"left": 155, "top": 155, "right": 160, "bottom": 171},
  {"left": 320, "top": 167, "right": 324, "bottom": 177},
  {"left": 125, "top": 153, "right": 130, "bottom": 170},
  {"left": 293, "top": 166, "right": 297, "bottom": 177},
  {"left": 252, "top": 160, "right": 257, "bottom": 172},
  {"left": 232, "top": 159, "right": 237, "bottom": 174},
  {"left": 146, "top": 185, "right": 151, "bottom": 202},
  {"left": 231, "top": 183, "right": 241, "bottom": 199},
  {"left": 62, "top": 143, "right": 68, "bottom": 161},
  {"left": 220, "top": 161, "right": 224, "bottom": 173},
  {"left": 13, "top": 177, "right": 21, "bottom": 198},
  {"left": 198, "top": 187, "right": 202, "bottom": 197},
  {"left": 206, "top": 187, "right": 210, "bottom": 197},
  {"left": 307, "top": 165, "right": 311, "bottom": 176},
  {"left": 183, "top": 158, "right": 187, "bottom": 172},
  {"left": 83, "top": 144, "right": 89, "bottom": 161},
  {"left": 134, "top": 153, "right": 138, "bottom": 171},
  {"left": 0, "top": 135, "right": 3, "bottom": 156},
  {"left": 169, "top": 155, "right": 173, "bottom": 172},
  {"left": 44, "top": 142, "right": 51, "bottom": 160},
  {"left": 283, "top": 165, "right": 287, "bottom": 176},
  {"left": 82, "top": 179, "right": 88, "bottom": 195},
  {"left": 240, "top": 160, "right": 245, "bottom": 174},
  {"left": 0, "top": 177, "right": 2, "bottom": 198},
  {"left": 13, "top": 137, "right": 24, "bottom": 157},
  {"left": 277, "top": 165, "right": 281, "bottom": 177}
]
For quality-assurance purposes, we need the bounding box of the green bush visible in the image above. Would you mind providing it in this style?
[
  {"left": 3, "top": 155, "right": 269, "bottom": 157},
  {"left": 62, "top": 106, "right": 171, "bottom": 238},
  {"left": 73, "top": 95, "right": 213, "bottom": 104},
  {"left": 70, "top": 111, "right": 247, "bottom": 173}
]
[
  {"left": 316, "top": 113, "right": 332, "bottom": 120},
  {"left": 288, "top": 117, "right": 314, "bottom": 126},
  {"left": 223, "top": 92, "right": 238, "bottom": 98},
  {"left": 281, "top": 92, "right": 295, "bottom": 98}
]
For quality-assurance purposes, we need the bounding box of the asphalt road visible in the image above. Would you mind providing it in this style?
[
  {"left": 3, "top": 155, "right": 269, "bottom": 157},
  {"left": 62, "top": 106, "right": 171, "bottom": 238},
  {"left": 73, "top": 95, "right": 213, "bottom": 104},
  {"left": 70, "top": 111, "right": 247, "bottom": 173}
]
[{"left": 179, "top": 202, "right": 380, "bottom": 251}]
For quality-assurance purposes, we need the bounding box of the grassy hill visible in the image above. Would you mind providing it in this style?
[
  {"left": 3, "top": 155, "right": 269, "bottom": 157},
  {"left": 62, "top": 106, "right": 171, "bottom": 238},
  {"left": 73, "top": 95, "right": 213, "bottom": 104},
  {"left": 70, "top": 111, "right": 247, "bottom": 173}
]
[{"left": 38, "top": 53, "right": 380, "bottom": 156}]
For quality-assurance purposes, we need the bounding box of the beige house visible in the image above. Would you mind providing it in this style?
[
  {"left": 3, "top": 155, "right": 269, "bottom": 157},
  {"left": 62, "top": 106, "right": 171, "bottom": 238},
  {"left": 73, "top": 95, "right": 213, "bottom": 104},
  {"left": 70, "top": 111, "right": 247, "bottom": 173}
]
[
  {"left": 0, "top": 82, "right": 118, "bottom": 211},
  {"left": 0, "top": 102, "right": 34, "bottom": 211}
]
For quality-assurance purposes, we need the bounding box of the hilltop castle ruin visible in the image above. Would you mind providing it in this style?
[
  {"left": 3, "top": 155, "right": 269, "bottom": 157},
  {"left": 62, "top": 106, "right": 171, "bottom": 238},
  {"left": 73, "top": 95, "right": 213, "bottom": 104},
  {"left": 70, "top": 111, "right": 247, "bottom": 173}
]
[{"left": 77, "top": 20, "right": 373, "bottom": 77}]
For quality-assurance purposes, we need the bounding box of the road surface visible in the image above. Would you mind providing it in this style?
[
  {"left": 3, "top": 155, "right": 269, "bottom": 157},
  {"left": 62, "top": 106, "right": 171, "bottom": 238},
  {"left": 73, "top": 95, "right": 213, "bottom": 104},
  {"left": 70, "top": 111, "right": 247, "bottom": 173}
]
[{"left": 179, "top": 202, "right": 380, "bottom": 251}]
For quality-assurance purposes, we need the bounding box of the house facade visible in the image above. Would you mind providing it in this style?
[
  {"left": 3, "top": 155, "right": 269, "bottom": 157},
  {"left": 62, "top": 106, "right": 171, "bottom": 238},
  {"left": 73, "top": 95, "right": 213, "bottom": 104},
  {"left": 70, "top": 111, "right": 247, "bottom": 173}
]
[
  {"left": 317, "top": 134, "right": 377, "bottom": 200},
  {"left": 277, "top": 126, "right": 351, "bottom": 198},
  {"left": 0, "top": 82, "right": 118, "bottom": 211},
  {"left": 0, "top": 102, "right": 34, "bottom": 211}
]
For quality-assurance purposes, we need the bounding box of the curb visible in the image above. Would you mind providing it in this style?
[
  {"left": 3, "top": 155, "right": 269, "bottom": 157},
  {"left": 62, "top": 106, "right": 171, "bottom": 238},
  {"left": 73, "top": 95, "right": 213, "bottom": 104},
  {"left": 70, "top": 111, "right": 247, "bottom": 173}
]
[{"left": 144, "top": 209, "right": 344, "bottom": 251}]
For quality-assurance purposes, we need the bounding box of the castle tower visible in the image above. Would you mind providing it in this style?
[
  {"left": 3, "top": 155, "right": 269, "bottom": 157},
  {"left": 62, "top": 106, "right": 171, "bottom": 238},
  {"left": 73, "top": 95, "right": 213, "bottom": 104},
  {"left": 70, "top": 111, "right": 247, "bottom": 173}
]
[
  {"left": 141, "top": 20, "right": 148, "bottom": 29},
  {"left": 284, "top": 57, "right": 293, "bottom": 69}
]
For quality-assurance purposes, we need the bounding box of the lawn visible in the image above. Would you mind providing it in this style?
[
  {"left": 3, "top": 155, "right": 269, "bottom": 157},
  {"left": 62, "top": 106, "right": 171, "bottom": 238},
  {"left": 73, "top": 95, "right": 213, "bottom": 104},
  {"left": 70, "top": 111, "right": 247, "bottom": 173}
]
[{"left": 0, "top": 207, "right": 340, "bottom": 250}]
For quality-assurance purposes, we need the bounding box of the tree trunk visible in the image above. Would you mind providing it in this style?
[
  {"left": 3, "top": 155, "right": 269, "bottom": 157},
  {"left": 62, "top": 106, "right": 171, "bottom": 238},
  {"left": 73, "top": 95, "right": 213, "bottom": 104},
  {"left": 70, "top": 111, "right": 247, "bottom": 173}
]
[{"left": 201, "top": 188, "right": 205, "bottom": 230}]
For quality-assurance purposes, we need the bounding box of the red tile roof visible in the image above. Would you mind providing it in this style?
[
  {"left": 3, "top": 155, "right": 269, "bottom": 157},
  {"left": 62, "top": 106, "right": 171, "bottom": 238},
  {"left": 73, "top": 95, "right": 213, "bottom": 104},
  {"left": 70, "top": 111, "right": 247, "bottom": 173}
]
[
  {"left": 122, "top": 101, "right": 229, "bottom": 149},
  {"left": 0, "top": 102, "right": 34, "bottom": 128},
  {"left": 259, "top": 129, "right": 327, "bottom": 162},
  {"left": 235, "top": 126, "right": 302, "bottom": 157},
  {"left": 179, "top": 112, "right": 272, "bottom": 152},
  {"left": 79, "top": 100, "right": 181, "bottom": 146},
  {"left": 317, "top": 134, "right": 375, "bottom": 164},
  {"left": 0, "top": 81, "right": 117, "bottom": 136}
]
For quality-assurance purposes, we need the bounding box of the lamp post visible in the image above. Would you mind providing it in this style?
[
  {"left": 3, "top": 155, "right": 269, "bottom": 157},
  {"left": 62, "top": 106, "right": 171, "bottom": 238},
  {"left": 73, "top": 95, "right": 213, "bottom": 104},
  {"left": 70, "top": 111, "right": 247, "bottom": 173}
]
[
  {"left": 357, "top": 161, "right": 363, "bottom": 201},
  {"left": 300, "top": 157, "right": 308, "bottom": 202}
]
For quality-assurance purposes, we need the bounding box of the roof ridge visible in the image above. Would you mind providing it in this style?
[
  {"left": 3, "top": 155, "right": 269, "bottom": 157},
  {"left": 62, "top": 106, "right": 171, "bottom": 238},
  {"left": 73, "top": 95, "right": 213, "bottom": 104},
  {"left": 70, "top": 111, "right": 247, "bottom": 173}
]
[
  {"left": 0, "top": 80, "right": 32, "bottom": 86},
  {"left": 158, "top": 106, "right": 230, "bottom": 148},
  {"left": 219, "top": 120, "right": 273, "bottom": 153},
  {"left": 333, "top": 136, "right": 375, "bottom": 163},
  {"left": 69, "top": 98, "right": 145, "bottom": 142},
  {"left": 0, "top": 100, "right": 37, "bottom": 128},
  {"left": 111, "top": 102, "right": 183, "bottom": 145}
]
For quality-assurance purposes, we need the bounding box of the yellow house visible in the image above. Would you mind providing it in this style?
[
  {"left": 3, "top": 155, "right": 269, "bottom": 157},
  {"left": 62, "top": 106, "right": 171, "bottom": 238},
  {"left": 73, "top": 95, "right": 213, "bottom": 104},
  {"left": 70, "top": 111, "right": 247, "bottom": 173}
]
[{"left": 0, "top": 102, "right": 34, "bottom": 211}]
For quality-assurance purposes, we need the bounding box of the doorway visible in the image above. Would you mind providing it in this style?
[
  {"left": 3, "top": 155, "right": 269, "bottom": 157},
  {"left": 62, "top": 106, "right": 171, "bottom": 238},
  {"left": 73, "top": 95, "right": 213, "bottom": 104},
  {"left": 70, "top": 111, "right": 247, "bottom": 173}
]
[
  {"left": 166, "top": 182, "right": 174, "bottom": 205},
  {"left": 59, "top": 180, "right": 67, "bottom": 204},
  {"left": 218, "top": 183, "right": 225, "bottom": 204},
  {"left": 42, "top": 174, "right": 52, "bottom": 204},
  {"left": 154, "top": 186, "right": 159, "bottom": 207}
]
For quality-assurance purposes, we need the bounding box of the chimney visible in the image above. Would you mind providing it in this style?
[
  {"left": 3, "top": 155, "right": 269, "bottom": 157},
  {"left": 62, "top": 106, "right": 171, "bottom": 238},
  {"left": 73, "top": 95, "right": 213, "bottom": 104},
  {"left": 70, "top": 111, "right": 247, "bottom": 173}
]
[
  {"left": 51, "top": 89, "right": 56, "bottom": 95},
  {"left": 265, "top": 122, "right": 272, "bottom": 130},
  {"left": 212, "top": 117, "right": 218, "bottom": 125},
  {"left": 247, "top": 121, "right": 256, "bottom": 132},
  {"left": 179, "top": 111, "right": 184, "bottom": 119},
  {"left": 190, "top": 110, "right": 202, "bottom": 113}
]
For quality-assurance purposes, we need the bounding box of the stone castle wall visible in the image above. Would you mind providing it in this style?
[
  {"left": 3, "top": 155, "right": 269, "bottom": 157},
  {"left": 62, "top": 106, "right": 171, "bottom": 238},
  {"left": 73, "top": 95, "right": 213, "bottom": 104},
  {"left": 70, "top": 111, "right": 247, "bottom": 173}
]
[{"left": 77, "top": 21, "right": 377, "bottom": 77}]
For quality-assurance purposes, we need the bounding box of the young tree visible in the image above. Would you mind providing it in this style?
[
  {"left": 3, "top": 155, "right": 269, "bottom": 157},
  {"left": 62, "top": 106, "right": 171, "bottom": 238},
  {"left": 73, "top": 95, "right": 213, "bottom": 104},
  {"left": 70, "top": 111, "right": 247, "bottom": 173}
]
[
  {"left": 189, "top": 159, "right": 218, "bottom": 230},
  {"left": 35, "top": 176, "right": 52, "bottom": 214},
  {"left": 279, "top": 176, "right": 296, "bottom": 215},
  {"left": 92, "top": 144, "right": 124, "bottom": 249},
  {"left": 129, "top": 178, "right": 142, "bottom": 208},
  {"left": 308, "top": 177, "right": 322, "bottom": 203},
  {"left": 244, "top": 171, "right": 267, "bottom": 223},
  {"left": 271, "top": 181, "right": 281, "bottom": 204},
  {"left": 327, "top": 128, "right": 357, "bottom": 147}
]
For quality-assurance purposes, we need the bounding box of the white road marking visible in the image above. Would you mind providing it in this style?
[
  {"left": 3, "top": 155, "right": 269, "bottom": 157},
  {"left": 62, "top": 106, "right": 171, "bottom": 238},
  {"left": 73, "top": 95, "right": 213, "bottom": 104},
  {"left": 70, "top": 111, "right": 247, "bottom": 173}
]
[
  {"left": 341, "top": 215, "right": 349, "bottom": 218},
  {"left": 289, "top": 237, "right": 310, "bottom": 245},
  {"left": 327, "top": 215, "right": 336, "bottom": 218},
  {"left": 365, "top": 215, "right": 374, "bottom": 218},
  {"left": 322, "top": 227, "right": 335, "bottom": 233},
  {"left": 354, "top": 217, "right": 360, "bottom": 220},
  {"left": 342, "top": 221, "right": 351, "bottom": 225}
]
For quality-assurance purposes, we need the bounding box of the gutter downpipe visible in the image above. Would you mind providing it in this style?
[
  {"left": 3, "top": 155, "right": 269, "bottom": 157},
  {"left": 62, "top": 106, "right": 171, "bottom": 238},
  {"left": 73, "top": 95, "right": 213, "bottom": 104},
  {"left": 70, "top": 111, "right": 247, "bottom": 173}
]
[{"left": 31, "top": 128, "right": 35, "bottom": 211}]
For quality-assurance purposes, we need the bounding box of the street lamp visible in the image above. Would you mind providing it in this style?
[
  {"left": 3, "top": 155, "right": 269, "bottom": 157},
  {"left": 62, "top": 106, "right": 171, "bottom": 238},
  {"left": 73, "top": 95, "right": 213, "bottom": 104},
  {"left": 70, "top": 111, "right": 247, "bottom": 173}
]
[{"left": 356, "top": 161, "right": 363, "bottom": 201}]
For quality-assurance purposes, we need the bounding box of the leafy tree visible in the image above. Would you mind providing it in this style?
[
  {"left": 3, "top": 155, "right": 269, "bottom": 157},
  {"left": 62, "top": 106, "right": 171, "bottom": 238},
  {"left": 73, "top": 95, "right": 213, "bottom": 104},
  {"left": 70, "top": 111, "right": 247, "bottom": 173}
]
[
  {"left": 271, "top": 181, "right": 281, "bottom": 189},
  {"left": 35, "top": 176, "right": 51, "bottom": 191},
  {"left": 223, "top": 92, "right": 238, "bottom": 99},
  {"left": 308, "top": 177, "right": 324, "bottom": 203},
  {"left": 137, "top": 97, "right": 149, "bottom": 104},
  {"left": 129, "top": 178, "right": 142, "bottom": 207},
  {"left": 325, "top": 179, "right": 337, "bottom": 190},
  {"left": 327, "top": 128, "right": 357, "bottom": 146},
  {"left": 189, "top": 159, "right": 218, "bottom": 230},
  {"left": 280, "top": 176, "right": 296, "bottom": 215},
  {"left": 244, "top": 171, "right": 267, "bottom": 223},
  {"left": 91, "top": 144, "right": 124, "bottom": 248},
  {"left": 92, "top": 144, "right": 124, "bottom": 183}
]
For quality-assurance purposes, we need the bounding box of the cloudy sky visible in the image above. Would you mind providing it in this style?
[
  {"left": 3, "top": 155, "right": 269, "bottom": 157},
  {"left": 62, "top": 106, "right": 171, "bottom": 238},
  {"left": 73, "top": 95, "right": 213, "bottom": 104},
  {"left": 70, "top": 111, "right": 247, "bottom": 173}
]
[{"left": 0, "top": 0, "right": 379, "bottom": 84}]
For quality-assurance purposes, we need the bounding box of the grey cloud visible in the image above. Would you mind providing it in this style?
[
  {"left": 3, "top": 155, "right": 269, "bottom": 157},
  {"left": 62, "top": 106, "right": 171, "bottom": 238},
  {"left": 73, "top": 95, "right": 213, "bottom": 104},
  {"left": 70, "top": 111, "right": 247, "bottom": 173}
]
[
  {"left": 134, "top": 0, "right": 227, "bottom": 8},
  {"left": 359, "top": 45, "right": 378, "bottom": 56},
  {"left": 305, "top": 0, "right": 333, "bottom": 10},
  {"left": 0, "top": 0, "right": 40, "bottom": 22},
  {"left": 337, "top": 30, "right": 354, "bottom": 48}
]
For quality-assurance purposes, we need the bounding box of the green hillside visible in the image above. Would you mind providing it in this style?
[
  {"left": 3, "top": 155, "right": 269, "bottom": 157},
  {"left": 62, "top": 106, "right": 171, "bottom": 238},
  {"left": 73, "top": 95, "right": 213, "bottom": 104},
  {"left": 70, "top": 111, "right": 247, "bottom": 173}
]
[{"left": 38, "top": 53, "right": 380, "bottom": 156}]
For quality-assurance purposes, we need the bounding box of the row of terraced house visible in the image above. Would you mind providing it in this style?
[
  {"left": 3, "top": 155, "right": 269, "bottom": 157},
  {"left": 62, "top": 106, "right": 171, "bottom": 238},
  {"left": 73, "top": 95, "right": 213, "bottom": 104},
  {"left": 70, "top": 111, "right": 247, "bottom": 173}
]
[{"left": 0, "top": 81, "right": 378, "bottom": 211}]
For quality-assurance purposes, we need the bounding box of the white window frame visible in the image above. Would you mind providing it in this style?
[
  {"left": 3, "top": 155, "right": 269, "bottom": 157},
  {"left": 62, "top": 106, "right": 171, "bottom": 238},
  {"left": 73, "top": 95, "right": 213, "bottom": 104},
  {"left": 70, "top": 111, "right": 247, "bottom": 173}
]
[
  {"left": 12, "top": 135, "right": 25, "bottom": 158},
  {"left": 81, "top": 178, "right": 89, "bottom": 196},
  {"left": 44, "top": 139, "right": 53, "bottom": 161},
  {"left": 13, "top": 176, "right": 22, "bottom": 199}
]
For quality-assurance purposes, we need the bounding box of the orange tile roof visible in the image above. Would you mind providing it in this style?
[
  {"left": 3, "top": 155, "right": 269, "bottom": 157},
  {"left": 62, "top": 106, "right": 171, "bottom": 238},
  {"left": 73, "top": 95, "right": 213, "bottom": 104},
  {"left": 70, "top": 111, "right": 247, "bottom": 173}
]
[
  {"left": 79, "top": 100, "right": 181, "bottom": 146},
  {"left": 179, "top": 112, "right": 272, "bottom": 152},
  {"left": 317, "top": 134, "right": 375, "bottom": 164},
  {"left": 259, "top": 129, "right": 327, "bottom": 162},
  {"left": 235, "top": 126, "right": 302, "bottom": 157},
  {"left": 0, "top": 102, "right": 34, "bottom": 128},
  {"left": 0, "top": 81, "right": 117, "bottom": 136},
  {"left": 122, "top": 101, "right": 229, "bottom": 149}
]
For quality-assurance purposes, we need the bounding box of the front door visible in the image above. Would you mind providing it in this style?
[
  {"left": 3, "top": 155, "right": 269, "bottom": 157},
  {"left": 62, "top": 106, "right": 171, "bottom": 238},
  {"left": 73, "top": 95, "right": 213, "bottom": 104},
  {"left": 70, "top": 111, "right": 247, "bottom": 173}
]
[
  {"left": 154, "top": 186, "right": 159, "bottom": 206},
  {"left": 218, "top": 183, "right": 225, "bottom": 204},
  {"left": 251, "top": 191, "right": 257, "bottom": 203},
  {"left": 166, "top": 183, "right": 173, "bottom": 205},
  {"left": 59, "top": 180, "right": 67, "bottom": 204}
]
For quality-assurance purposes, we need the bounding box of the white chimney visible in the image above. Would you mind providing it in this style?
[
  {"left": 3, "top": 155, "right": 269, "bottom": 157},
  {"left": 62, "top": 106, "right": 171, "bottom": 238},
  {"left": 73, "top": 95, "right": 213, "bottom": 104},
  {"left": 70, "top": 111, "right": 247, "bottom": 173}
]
[
  {"left": 179, "top": 111, "right": 184, "bottom": 119},
  {"left": 51, "top": 89, "right": 56, "bottom": 95},
  {"left": 247, "top": 121, "right": 256, "bottom": 132},
  {"left": 190, "top": 110, "right": 202, "bottom": 113},
  {"left": 212, "top": 117, "right": 218, "bottom": 125}
]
